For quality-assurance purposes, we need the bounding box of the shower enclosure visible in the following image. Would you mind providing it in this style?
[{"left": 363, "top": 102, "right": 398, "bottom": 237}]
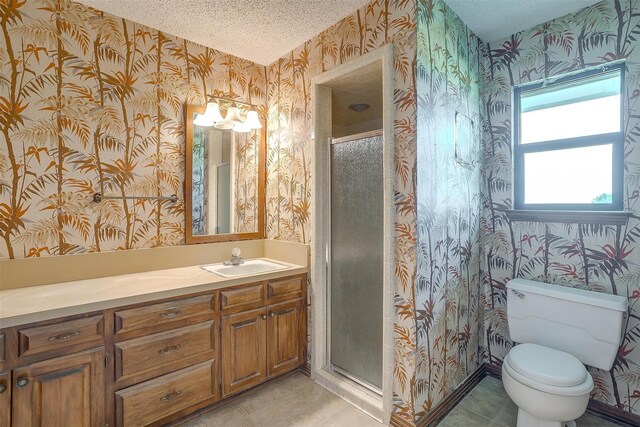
[{"left": 329, "top": 130, "right": 383, "bottom": 391}]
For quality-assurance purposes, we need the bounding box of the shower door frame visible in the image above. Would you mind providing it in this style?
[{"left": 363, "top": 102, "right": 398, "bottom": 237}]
[
  {"left": 327, "top": 129, "right": 385, "bottom": 395},
  {"left": 310, "top": 44, "right": 395, "bottom": 423}
]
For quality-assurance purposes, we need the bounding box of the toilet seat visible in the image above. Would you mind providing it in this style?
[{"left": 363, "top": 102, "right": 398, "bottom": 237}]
[{"left": 504, "top": 344, "right": 593, "bottom": 396}]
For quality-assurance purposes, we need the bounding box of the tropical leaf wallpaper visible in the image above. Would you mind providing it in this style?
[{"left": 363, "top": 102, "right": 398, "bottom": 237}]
[
  {"left": 481, "top": 0, "right": 640, "bottom": 416},
  {"left": 415, "top": 0, "right": 483, "bottom": 417},
  {"left": 232, "top": 130, "right": 260, "bottom": 233},
  {"left": 4, "top": 0, "right": 640, "bottom": 423},
  {"left": 190, "top": 126, "right": 209, "bottom": 235},
  {"left": 0, "top": 0, "right": 266, "bottom": 259},
  {"left": 264, "top": 0, "right": 419, "bottom": 420}
]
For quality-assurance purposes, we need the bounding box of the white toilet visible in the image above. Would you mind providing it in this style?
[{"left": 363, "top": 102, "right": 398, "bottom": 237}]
[{"left": 503, "top": 279, "right": 628, "bottom": 427}]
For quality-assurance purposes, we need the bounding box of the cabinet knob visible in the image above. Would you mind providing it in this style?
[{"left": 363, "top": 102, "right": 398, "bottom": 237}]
[
  {"left": 261, "top": 314, "right": 267, "bottom": 320},
  {"left": 0, "top": 383, "right": 6, "bottom": 393},
  {"left": 16, "top": 377, "right": 28, "bottom": 388},
  {"left": 270, "top": 312, "right": 276, "bottom": 317}
]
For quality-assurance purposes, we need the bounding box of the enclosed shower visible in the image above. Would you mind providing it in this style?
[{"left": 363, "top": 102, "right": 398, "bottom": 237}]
[
  {"left": 329, "top": 131, "right": 384, "bottom": 391},
  {"left": 312, "top": 46, "right": 393, "bottom": 422}
]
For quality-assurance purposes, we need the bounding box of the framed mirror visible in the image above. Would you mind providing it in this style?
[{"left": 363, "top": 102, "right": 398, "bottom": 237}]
[{"left": 185, "top": 103, "right": 265, "bottom": 243}]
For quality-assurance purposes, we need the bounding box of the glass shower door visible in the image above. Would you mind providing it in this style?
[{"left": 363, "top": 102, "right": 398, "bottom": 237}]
[{"left": 329, "top": 131, "right": 383, "bottom": 391}]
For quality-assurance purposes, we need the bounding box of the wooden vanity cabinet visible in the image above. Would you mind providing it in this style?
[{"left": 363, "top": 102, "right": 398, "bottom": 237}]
[
  {"left": 221, "top": 275, "right": 306, "bottom": 397},
  {"left": 1, "top": 273, "right": 306, "bottom": 427}
]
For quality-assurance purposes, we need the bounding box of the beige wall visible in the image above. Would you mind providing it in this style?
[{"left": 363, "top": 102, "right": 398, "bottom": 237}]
[{"left": 0, "top": 239, "right": 309, "bottom": 290}]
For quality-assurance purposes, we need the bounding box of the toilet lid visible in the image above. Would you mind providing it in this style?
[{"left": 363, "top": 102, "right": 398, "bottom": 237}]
[{"left": 507, "top": 343, "right": 588, "bottom": 387}]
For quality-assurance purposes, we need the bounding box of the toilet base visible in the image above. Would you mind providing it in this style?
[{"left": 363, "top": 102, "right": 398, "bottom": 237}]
[{"left": 517, "top": 409, "right": 576, "bottom": 427}]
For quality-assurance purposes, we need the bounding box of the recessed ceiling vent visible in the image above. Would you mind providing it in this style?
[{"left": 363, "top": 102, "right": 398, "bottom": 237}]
[{"left": 348, "top": 103, "right": 370, "bottom": 112}]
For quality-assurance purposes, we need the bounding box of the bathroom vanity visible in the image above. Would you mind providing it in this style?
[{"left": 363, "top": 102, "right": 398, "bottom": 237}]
[{"left": 0, "top": 263, "right": 307, "bottom": 427}]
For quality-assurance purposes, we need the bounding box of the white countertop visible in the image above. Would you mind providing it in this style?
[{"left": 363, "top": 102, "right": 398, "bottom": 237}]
[{"left": 0, "top": 258, "right": 307, "bottom": 328}]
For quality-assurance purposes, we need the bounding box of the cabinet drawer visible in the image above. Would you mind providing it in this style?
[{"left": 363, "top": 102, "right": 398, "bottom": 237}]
[
  {"left": 220, "top": 283, "right": 264, "bottom": 312},
  {"left": 115, "top": 360, "right": 216, "bottom": 427},
  {"left": 115, "top": 321, "right": 215, "bottom": 382},
  {"left": 267, "top": 276, "right": 304, "bottom": 304},
  {"left": 18, "top": 315, "right": 104, "bottom": 357},
  {"left": 115, "top": 294, "right": 215, "bottom": 335}
]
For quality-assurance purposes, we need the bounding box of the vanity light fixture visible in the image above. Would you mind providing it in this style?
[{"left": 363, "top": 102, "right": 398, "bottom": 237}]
[{"left": 193, "top": 96, "right": 261, "bottom": 131}]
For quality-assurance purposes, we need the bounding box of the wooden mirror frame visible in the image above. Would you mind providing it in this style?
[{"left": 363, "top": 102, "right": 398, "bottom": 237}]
[{"left": 184, "top": 103, "right": 266, "bottom": 244}]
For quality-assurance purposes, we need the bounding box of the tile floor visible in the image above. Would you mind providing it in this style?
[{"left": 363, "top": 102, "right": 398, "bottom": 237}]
[
  {"left": 180, "top": 372, "right": 383, "bottom": 427},
  {"left": 438, "top": 376, "right": 623, "bottom": 427},
  {"left": 180, "top": 372, "right": 624, "bottom": 427}
]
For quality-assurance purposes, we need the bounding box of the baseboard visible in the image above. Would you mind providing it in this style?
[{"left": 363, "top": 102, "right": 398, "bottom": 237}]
[
  {"left": 301, "top": 363, "right": 311, "bottom": 376},
  {"left": 389, "top": 413, "right": 416, "bottom": 427},
  {"left": 417, "top": 365, "right": 487, "bottom": 427},
  {"left": 586, "top": 399, "right": 640, "bottom": 427},
  {"left": 484, "top": 362, "right": 501, "bottom": 378},
  {"left": 484, "top": 362, "right": 640, "bottom": 427}
]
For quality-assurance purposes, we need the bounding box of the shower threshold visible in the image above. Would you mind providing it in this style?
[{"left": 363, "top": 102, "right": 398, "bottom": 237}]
[{"left": 330, "top": 364, "right": 382, "bottom": 396}]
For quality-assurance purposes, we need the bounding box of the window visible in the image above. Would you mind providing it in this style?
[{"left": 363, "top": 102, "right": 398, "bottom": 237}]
[{"left": 513, "top": 63, "right": 624, "bottom": 211}]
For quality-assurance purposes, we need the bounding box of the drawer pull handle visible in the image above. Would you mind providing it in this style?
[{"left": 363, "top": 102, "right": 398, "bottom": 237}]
[
  {"left": 159, "top": 310, "right": 181, "bottom": 319},
  {"left": 16, "top": 377, "right": 28, "bottom": 388},
  {"left": 159, "top": 344, "right": 181, "bottom": 354},
  {"left": 0, "top": 383, "right": 6, "bottom": 393},
  {"left": 48, "top": 330, "right": 81, "bottom": 342},
  {"left": 160, "top": 390, "right": 182, "bottom": 401},
  {"left": 41, "top": 368, "right": 81, "bottom": 382}
]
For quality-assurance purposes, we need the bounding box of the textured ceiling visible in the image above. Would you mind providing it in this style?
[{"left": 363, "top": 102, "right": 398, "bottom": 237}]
[
  {"left": 443, "top": 0, "right": 601, "bottom": 42},
  {"left": 327, "top": 61, "right": 382, "bottom": 127},
  {"left": 76, "top": 0, "right": 371, "bottom": 66}
]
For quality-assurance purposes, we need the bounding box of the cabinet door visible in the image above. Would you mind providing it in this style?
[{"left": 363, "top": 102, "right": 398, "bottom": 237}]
[
  {"left": 0, "top": 371, "right": 10, "bottom": 427},
  {"left": 12, "top": 347, "right": 105, "bottom": 427},
  {"left": 221, "top": 308, "right": 266, "bottom": 396},
  {"left": 267, "top": 300, "right": 303, "bottom": 377}
]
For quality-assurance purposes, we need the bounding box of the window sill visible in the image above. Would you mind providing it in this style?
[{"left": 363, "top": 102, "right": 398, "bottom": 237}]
[{"left": 503, "top": 210, "right": 632, "bottom": 225}]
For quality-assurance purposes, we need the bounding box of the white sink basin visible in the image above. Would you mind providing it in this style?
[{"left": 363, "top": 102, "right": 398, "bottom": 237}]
[{"left": 201, "top": 259, "right": 289, "bottom": 278}]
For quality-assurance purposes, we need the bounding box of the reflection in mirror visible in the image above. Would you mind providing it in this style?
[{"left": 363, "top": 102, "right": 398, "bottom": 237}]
[
  {"left": 185, "top": 104, "right": 265, "bottom": 244},
  {"left": 191, "top": 125, "right": 259, "bottom": 235}
]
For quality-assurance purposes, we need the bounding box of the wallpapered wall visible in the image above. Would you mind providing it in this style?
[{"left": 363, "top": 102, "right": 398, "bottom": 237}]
[
  {"left": 0, "top": 0, "right": 266, "bottom": 260},
  {"left": 415, "top": 0, "right": 483, "bottom": 417},
  {"left": 481, "top": 0, "right": 640, "bottom": 416},
  {"left": 264, "top": 0, "right": 419, "bottom": 421},
  {"left": 4, "top": 0, "right": 640, "bottom": 422}
]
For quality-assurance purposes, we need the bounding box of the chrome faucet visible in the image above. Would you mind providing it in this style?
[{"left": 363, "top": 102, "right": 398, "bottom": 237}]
[{"left": 223, "top": 247, "right": 244, "bottom": 266}]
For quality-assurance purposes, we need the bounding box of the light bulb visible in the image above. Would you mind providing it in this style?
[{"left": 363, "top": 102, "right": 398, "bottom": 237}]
[
  {"left": 215, "top": 105, "right": 243, "bottom": 130},
  {"left": 224, "top": 106, "right": 242, "bottom": 124},
  {"left": 193, "top": 101, "right": 224, "bottom": 127},
  {"left": 194, "top": 113, "right": 214, "bottom": 127},
  {"left": 244, "top": 110, "right": 262, "bottom": 129},
  {"left": 204, "top": 101, "right": 224, "bottom": 122}
]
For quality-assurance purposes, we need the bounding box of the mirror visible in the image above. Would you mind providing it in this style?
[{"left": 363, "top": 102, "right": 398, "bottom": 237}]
[{"left": 185, "top": 104, "right": 265, "bottom": 243}]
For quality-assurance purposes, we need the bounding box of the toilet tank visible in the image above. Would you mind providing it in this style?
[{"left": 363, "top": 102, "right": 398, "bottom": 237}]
[{"left": 506, "top": 279, "right": 627, "bottom": 370}]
